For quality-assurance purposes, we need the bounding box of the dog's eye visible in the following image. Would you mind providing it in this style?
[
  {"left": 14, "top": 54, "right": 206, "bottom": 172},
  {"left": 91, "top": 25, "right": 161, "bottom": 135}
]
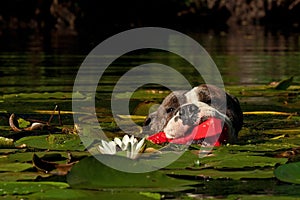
[{"left": 166, "top": 107, "right": 174, "bottom": 113}]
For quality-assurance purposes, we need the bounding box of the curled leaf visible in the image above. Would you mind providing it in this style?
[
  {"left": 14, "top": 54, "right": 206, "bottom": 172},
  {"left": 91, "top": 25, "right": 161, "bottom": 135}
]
[
  {"left": 274, "top": 76, "right": 293, "bottom": 90},
  {"left": 32, "top": 154, "right": 77, "bottom": 175}
]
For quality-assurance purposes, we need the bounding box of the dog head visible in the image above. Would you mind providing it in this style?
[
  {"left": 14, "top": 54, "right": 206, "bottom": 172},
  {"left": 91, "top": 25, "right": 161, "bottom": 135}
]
[
  {"left": 143, "top": 90, "right": 187, "bottom": 134},
  {"left": 143, "top": 84, "right": 243, "bottom": 138},
  {"left": 163, "top": 102, "right": 234, "bottom": 142}
]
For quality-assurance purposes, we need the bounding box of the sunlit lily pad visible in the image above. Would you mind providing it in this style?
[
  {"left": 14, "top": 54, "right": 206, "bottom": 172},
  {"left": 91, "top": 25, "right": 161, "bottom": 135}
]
[
  {"left": 0, "top": 181, "right": 69, "bottom": 196},
  {"left": 0, "top": 162, "right": 33, "bottom": 172},
  {"left": 199, "top": 152, "right": 287, "bottom": 170},
  {"left": 0, "top": 137, "right": 14, "bottom": 148},
  {"left": 14, "top": 134, "right": 85, "bottom": 151}
]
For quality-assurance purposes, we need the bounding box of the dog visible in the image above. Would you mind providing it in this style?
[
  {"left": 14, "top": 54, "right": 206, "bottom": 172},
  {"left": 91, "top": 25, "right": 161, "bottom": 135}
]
[{"left": 144, "top": 84, "right": 243, "bottom": 143}]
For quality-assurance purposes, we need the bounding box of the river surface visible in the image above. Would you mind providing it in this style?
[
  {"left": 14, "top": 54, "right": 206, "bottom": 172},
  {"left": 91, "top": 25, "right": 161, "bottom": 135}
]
[
  {"left": 1, "top": 27, "right": 299, "bottom": 95},
  {"left": 0, "top": 26, "right": 300, "bottom": 116},
  {"left": 0, "top": 27, "right": 300, "bottom": 199}
]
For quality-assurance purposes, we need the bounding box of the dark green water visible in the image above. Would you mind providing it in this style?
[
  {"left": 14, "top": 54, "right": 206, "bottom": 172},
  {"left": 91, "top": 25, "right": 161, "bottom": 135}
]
[
  {"left": 1, "top": 28, "right": 299, "bottom": 96},
  {"left": 1, "top": 28, "right": 299, "bottom": 114}
]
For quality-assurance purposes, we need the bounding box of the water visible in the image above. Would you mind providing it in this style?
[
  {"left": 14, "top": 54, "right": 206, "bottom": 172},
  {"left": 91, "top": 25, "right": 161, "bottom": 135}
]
[
  {"left": 1, "top": 27, "right": 299, "bottom": 96},
  {"left": 1, "top": 27, "right": 300, "bottom": 198}
]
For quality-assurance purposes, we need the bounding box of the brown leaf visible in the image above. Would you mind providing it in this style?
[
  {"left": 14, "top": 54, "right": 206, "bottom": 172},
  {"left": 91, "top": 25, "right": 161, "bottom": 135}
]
[{"left": 32, "top": 154, "right": 77, "bottom": 175}]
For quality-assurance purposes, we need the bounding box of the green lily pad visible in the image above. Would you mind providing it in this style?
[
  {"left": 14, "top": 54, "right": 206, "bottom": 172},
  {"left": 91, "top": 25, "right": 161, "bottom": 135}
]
[
  {"left": 0, "top": 172, "right": 51, "bottom": 181},
  {"left": 0, "top": 181, "right": 69, "bottom": 196},
  {"left": 227, "top": 194, "right": 299, "bottom": 200},
  {"left": 67, "top": 155, "right": 196, "bottom": 191},
  {"left": 27, "top": 189, "right": 157, "bottom": 200},
  {"left": 274, "top": 162, "right": 300, "bottom": 184},
  {"left": 14, "top": 134, "right": 85, "bottom": 151},
  {"left": 3, "top": 92, "right": 73, "bottom": 100},
  {"left": 17, "top": 118, "right": 31, "bottom": 129},
  {"left": 0, "top": 162, "right": 33, "bottom": 172},
  {"left": 6, "top": 152, "right": 69, "bottom": 163},
  {"left": 168, "top": 169, "right": 275, "bottom": 180},
  {"left": 166, "top": 149, "right": 287, "bottom": 171},
  {"left": 199, "top": 152, "right": 287, "bottom": 170}
]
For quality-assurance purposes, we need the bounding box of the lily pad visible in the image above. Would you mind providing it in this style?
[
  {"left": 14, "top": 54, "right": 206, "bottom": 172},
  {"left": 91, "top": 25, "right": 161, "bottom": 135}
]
[
  {"left": 0, "top": 172, "right": 51, "bottom": 181},
  {"left": 274, "top": 76, "right": 294, "bottom": 90},
  {"left": 0, "top": 162, "right": 33, "bottom": 172},
  {"left": 14, "top": 134, "right": 85, "bottom": 151},
  {"left": 200, "top": 152, "right": 287, "bottom": 170},
  {"left": 168, "top": 169, "right": 275, "bottom": 180},
  {"left": 5, "top": 151, "right": 69, "bottom": 163},
  {"left": 17, "top": 117, "right": 31, "bottom": 129},
  {"left": 166, "top": 149, "right": 287, "bottom": 171},
  {"left": 27, "top": 189, "right": 156, "bottom": 200},
  {"left": 67, "top": 155, "right": 196, "bottom": 191},
  {"left": 0, "top": 137, "right": 14, "bottom": 148},
  {"left": 274, "top": 162, "right": 300, "bottom": 184},
  {"left": 0, "top": 181, "right": 69, "bottom": 196}
]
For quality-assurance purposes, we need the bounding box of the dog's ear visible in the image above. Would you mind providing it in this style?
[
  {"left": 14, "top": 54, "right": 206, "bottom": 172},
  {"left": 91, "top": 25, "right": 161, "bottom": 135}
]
[{"left": 144, "top": 111, "right": 156, "bottom": 126}]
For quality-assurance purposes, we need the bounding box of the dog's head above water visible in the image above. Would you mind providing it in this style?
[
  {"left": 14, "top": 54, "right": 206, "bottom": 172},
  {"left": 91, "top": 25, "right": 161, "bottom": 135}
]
[
  {"left": 143, "top": 84, "right": 243, "bottom": 141},
  {"left": 143, "top": 90, "right": 188, "bottom": 134}
]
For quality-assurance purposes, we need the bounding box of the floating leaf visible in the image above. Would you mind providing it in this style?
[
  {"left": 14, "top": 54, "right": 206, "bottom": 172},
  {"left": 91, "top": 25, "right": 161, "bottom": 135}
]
[
  {"left": 14, "top": 134, "right": 85, "bottom": 151},
  {"left": 32, "top": 154, "right": 77, "bottom": 175},
  {"left": 274, "top": 162, "right": 300, "bottom": 184},
  {"left": 0, "top": 181, "right": 69, "bottom": 196},
  {"left": 132, "top": 101, "right": 159, "bottom": 115},
  {"left": 0, "top": 172, "right": 51, "bottom": 182},
  {"left": 0, "top": 137, "right": 14, "bottom": 148},
  {"left": 168, "top": 169, "right": 275, "bottom": 180},
  {"left": 0, "top": 162, "right": 33, "bottom": 172},
  {"left": 199, "top": 152, "right": 287, "bottom": 169},
  {"left": 67, "top": 155, "right": 196, "bottom": 191},
  {"left": 27, "top": 189, "right": 156, "bottom": 200},
  {"left": 17, "top": 118, "right": 31, "bottom": 129},
  {"left": 274, "top": 76, "right": 293, "bottom": 90}
]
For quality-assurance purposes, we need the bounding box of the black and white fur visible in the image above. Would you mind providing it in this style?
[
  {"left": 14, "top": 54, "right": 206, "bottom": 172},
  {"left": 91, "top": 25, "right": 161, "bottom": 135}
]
[{"left": 144, "top": 84, "right": 243, "bottom": 142}]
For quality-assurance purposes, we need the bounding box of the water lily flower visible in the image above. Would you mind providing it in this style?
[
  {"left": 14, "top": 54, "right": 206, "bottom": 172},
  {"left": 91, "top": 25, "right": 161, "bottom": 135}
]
[
  {"left": 114, "top": 134, "right": 130, "bottom": 151},
  {"left": 98, "top": 140, "right": 116, "bottom": 155},
  {"left": 98, "top": 135, "right": 145, "bottom": 159},
  {"left": 127, "top": 136, "right": 145, "bottom": 159}
]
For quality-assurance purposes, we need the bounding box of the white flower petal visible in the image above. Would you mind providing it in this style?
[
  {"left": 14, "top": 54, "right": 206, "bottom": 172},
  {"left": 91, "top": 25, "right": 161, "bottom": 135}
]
[
  {"left": 122, "top": 135, "right": 130, "bottom": 144},
  {"left": 108, "top": 141, "right": 117, "bottom": 154},
  {"left": 129, "top": 135, "right": 135, "bottom": 144},
  {"left": 126, "top": 143, "right": 133, "bottom": 158},
  {"left": 135, "top": 138, "right": 145, "bottom": 152},
  {"left": 98, "top": 140, "right": 116, "bottom": 155},
  {"left": 114, "top": 137, "right": 122, "bottom": 147}
]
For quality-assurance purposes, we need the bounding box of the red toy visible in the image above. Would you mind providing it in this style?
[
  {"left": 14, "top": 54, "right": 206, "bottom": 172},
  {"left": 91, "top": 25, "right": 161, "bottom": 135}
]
[{"left": 147, "top": 117, "right": 228, "bottom": 146}]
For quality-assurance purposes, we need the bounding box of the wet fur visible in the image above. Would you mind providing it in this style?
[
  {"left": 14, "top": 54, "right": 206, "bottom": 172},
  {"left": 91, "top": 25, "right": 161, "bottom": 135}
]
[{"left": 144, "top": 84, "right": 243, "bottom": 140}]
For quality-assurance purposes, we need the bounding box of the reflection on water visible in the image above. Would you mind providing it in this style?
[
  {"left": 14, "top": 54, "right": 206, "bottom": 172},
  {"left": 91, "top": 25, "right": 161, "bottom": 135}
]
[
  {"left": 190, "top": 27, "right": 300, "bottom": 85},
  {"left": 0, "top": 27, "right": 299, "bottom": 95}
]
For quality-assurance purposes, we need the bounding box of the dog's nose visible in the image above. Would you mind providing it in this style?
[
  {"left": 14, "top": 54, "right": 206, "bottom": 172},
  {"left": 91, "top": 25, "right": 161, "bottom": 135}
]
[{"left": 179, "top": 104, "right": 200, "bottom": 126}]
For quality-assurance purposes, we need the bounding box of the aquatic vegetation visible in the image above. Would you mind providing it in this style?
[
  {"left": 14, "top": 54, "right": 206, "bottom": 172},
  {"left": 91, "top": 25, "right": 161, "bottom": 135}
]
[
  {"left": 98, "top": 135, "right": 145, "bottom": 159},
  {"left": 1, "top": 84, "right": 300, "bottom": 199},
  {"left": 98, "top": 140, "right": 117, "bottom": 155}
]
